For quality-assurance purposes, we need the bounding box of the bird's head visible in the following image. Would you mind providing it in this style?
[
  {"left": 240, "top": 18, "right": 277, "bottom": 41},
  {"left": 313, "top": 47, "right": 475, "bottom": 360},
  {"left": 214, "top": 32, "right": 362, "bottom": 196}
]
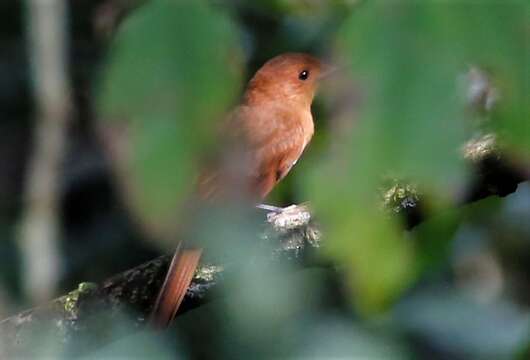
[{"left": 244, "top": 53, "right": 330, "bottom": 108}]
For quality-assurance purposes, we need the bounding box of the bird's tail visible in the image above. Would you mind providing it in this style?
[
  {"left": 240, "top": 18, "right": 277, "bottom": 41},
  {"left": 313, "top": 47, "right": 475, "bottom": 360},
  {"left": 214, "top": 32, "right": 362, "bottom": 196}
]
[{"left": 150, "top": 243, "right": 203, "bottom": 328}]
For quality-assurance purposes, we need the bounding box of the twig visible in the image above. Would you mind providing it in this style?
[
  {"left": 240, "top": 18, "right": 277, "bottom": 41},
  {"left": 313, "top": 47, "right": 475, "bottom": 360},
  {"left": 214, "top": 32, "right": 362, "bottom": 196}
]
[{"left": 18, "top": 0, "right": 72, "bottom": 303}]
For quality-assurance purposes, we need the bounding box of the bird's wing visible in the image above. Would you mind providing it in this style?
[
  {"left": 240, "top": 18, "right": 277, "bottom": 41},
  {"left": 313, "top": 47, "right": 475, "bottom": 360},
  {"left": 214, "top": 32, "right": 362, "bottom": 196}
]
[
  {"left": 197, "top": 104, "right": 310, "bottom": 200},
  {"left": 235, "top": 104, "right": 310, "bottom": 198}
]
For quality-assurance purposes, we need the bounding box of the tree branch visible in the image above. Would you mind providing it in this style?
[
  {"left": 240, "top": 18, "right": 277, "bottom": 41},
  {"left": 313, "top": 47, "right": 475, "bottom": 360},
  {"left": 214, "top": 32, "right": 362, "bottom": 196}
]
[
  {"left": 0, "top": 206, "right": 320, "bottom": 357},
  {"left": 0, "top": 135, "right": 527, "bottom": 358}
]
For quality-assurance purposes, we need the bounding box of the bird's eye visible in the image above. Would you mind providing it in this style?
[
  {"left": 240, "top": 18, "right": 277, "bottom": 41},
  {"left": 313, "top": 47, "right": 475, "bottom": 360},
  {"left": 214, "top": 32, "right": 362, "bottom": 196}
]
[{"left": 298, "top": 70, "right": 309, "bottom": 81}]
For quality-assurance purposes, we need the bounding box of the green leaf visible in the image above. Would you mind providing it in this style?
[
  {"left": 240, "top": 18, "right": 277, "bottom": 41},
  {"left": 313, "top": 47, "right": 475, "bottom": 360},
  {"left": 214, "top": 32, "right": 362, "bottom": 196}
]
[
  {"left": 303, "top": 0, "right": 527, "bottom": 314},
  {"left": 98, "top": 0, "right": 242, "bottom": 234}
]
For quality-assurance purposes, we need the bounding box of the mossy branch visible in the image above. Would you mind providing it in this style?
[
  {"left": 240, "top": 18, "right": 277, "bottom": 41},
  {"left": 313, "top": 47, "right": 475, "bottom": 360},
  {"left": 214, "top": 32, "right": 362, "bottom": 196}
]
[
  {"left": 0, "top": 206, "right": 319, "bottom": 358},
  {"left": 0, "top": 134, "right": 527, "bottom": 358}
]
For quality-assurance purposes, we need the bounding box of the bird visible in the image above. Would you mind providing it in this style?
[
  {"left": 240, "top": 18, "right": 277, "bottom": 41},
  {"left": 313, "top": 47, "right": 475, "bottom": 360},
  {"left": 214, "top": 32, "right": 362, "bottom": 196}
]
[{"left": 151, "top": 52, "right": 327, "bottom": 328}]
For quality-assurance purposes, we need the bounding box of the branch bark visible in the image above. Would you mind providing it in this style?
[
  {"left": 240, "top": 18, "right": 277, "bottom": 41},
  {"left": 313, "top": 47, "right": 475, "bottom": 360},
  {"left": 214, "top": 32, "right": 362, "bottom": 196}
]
[{"left": 0, "top": 206, "right": 320, "bottom": 358}]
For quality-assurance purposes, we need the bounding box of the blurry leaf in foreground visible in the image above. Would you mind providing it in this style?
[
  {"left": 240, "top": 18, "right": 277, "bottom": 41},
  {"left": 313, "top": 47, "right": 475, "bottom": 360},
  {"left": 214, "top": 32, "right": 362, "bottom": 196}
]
[
  {"left": 304, "top": 1, "right": 526, "bottom": 314},
  {"left": 294, "top": 316, "right": 409, "bottom": 359},
  {"left": 305, "top": 154, "right": 416, "bottom": 313},
  {"left": 86, "top": 330, "right": 176, "bottom": 359},
  {"left": 97, "top": 0, "right": 242, "bottom": 239},
  {"left": 340, "top": 2, "right": 471, "bottom": 190},
  {"left": 395, "top": 289, "right": 530, "bottom": 358},
  {"left": 412, "top": 208, "right": 461, "bottom": 276},
  {"left": 222, "top": 263, "right": 322, "bottom": 358},
  {"left": 250, "top": 0, "right": 360, "bottom": 16},
  {"left": 456, "top": 1, "right": 530, "bottom": 155}
]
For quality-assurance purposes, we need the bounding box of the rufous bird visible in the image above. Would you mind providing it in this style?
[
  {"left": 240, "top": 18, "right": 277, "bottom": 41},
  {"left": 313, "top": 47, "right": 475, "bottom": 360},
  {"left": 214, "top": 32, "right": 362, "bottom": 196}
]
[{"left": 151, "top": 52, "right": 327, "bottom": 327}]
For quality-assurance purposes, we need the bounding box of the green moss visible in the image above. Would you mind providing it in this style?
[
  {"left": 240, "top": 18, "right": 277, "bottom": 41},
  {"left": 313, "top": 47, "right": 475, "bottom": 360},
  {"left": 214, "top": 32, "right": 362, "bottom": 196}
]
[
  {"left": 381, "top": 180, "right": 421, "bottom": 214},
  {"left": 60, "top": 282, "right": 98, "bottom": 317},
  {"left": 194, "top": 265, "right": 223, "bottom": 282},
  {"left": 462, "top": 133, "right": 497, "bottom": 162}
]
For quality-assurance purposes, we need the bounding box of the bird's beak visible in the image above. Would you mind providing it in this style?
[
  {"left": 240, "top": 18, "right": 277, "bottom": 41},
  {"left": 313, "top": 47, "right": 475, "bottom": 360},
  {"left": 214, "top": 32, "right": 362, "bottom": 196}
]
[{"left": 318, "top": 64, "right": 338, "bottom": 80}]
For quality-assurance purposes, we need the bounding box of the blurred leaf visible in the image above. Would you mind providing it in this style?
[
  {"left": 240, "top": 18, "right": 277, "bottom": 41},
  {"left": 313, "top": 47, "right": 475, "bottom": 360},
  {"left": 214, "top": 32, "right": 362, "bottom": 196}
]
[
  {"left": 98, "top": 0, "right": 242, "bottom": 236},
  {"left": 86, "top": 329, "right": 176, "bottom": 359},
  {"left": 395, "top": 289, "right": 530, "bottom": 358},
  {"left": 304, "top": 1, "right": 526, "bottom": 314},
  {"left": 413, "top": 196, "right": 503, "bottom": 277},
  {"left": 442, "top": 1, "right": 530, "bottom": 154},
  {"left": 412, "top": 208, "right": 460, "bottom": 275},
  {"left": 294, "top": 316, "right": 410, "bottom": 359},
  {"left": 340, "top": 2, "right": 469, "bottom": 189},
  {"left": 249, "top": 0, "right": 360, "bottom": 16},
  {"left": 305, "top": 158, "right": 416, "bottom": 313}
]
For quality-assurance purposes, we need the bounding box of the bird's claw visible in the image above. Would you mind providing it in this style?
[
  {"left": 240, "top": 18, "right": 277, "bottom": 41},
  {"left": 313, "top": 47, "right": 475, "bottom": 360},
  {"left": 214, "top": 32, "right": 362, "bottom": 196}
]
[
  {"left": 257, "top": 203, "right": 312, "bottom": 229},
  {"left": 256, "top": 204, "right": 285, "bottom": 213}
]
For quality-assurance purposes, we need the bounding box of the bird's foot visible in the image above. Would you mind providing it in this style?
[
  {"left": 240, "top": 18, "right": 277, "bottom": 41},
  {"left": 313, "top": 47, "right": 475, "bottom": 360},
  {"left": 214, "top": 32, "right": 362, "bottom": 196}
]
[
  {"left": 256, "top": 203, "right": 285, "bottom": 213},
  {"left": 257, "top": 203, "right": 312, "bottom": 229}
]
